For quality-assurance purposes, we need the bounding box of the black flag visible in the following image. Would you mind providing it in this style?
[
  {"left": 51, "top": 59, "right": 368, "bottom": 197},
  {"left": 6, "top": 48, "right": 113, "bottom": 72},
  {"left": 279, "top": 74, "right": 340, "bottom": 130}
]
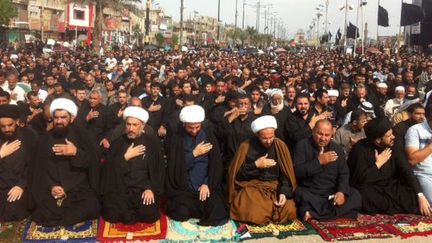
[
  {"left": 401, "top": 3, "right": 425, "bottom": 26},
  {"left": 347, "top": 22, "right": 359, "bottom": 39},
  {"left": 335, "top": 28, "right": 342, "bottom": 45},
  {"left": 378, "top": 5, "right": 389, "bottom": 27}
]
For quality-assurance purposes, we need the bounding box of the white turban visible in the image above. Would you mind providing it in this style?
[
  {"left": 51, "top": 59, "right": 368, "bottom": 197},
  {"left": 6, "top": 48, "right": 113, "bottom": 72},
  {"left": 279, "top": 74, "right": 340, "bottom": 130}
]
[
  {"left": 395, "top": 86, "right": 405, "bottom": 93},
  {"left": 377, "top": 82, "right": 388, "bottom": 89},
  {"left": 327, "top": 89, "right": 339, "bottom": 97},
  {"left": 50, "top": 98, "right": 78, "bottom": 117},
  {"left": 270, "top": 88, "right": 283, "bottom": 98},
  {"left": 123, "top": 106, "right": 149, "bottom": 123},
  {"left": 251, "top": 115, "right": 277, "bottom": 133},
  {"left": 179, "top": 105, "right": 205, "bottom": 123}
]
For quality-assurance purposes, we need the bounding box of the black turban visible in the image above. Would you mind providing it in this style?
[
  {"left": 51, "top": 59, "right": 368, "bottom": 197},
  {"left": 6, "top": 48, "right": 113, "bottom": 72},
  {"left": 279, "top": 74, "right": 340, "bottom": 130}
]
[
  {"left": 0, "top": 104, "right": 20, "bottom": 119},
  {"left": 364, "top": 117, "right": 392, "bottom": 140}
]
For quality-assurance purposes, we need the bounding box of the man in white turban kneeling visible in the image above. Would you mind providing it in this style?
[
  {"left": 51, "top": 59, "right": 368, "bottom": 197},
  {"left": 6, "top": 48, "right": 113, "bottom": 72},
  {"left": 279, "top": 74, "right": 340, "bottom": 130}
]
[
  {"left": 165, "top": 105, "right": 229, "bottom": 226},
  {"left": 101, "top": 106, "right": 165, "bottom": 224},
  {"left": 31, "top": 98, "right": 100, "bottom": 226},
  {"left": 228, "top": 115, "right": 297, "bottom": 225}
]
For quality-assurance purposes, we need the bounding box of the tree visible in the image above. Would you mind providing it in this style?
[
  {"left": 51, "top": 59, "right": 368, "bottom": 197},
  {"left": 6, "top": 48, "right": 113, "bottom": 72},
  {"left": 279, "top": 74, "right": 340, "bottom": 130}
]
[
  {"left": 172, "top": 34, "right": 179, "bottom": 45},
  {"left": 0, "top": 0, "right": 18, "bottom": 26},
  {"left": 132, "top": 24, "right": 143, "bottom": 45},
  {"left": 155, "top": 32, "right": 164, "bottom": 46},
  {"left": 245, "top": 26, "right": 258, "bottom": 45},
  {"left": 74, "top": 0, "right": 141, "bottom": 54}
]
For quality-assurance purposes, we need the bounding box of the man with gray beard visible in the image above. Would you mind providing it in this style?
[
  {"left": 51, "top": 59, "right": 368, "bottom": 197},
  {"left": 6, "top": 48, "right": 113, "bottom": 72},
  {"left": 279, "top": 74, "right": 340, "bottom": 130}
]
[{"left": 263, "top": 89, "right": 292, "bottom": 142}]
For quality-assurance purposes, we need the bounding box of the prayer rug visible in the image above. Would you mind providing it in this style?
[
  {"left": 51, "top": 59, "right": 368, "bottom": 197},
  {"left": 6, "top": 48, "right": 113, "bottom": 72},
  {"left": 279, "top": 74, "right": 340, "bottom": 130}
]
[
  {"left": 22, "top": 219, "right": 98, "bottom": 242},
  {"left": 235, "top": 219, "right": 315, "bottom": 240},
  {"left": 384, "top": 214, "right": 432, "bottom": 239},
  {"left": 97, "top": 214, "right": 168, "bottom": 242},
  {"left": 0, "top": 219, "right": 27, "bottom": 243},
  {"left": 163, "top": 218, "right": 239, "bottom": 242},
  {"left": 309, "top": 214, "right": 398, "bottom": 241}
]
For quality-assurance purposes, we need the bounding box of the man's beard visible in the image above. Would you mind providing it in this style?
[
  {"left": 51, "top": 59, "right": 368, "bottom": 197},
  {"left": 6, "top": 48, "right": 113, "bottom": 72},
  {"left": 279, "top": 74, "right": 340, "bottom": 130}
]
[
  {"left": 271, "top": 102, "right": 284, "bottom": 112},
  {"left": 53, "top": 124, "right": 70, "bottom": 137},
  {"left": 299, "top": 109, "right": 308, "bottom": 115},
  {"left": 1, "top": 131, "right": 17, "bottom": 141}
]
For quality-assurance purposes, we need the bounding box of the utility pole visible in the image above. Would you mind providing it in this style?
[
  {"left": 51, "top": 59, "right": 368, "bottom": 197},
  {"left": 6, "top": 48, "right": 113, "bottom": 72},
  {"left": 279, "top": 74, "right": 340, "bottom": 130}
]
[
  {"left": 145, "top": 0, "right": 150, "bottom": 44},
  {"left": 324, "top": 0, "right": 329, "bottom": 37},
  {"left": 256, "top": 0, "right": 260, "bottom": 33},
  {"left": 217, "top": 0, "right": 221, "bottom": 43},
  {"left": 343, "top": 0, "right": 348, "bottom": 49},
  {"left": 242, "top": 0, "right": 246, "bottom": 29},
  {"left": 235, "top": 0, "right": 238, "bottom": 28},
  {"left": 180, "top": 0, "right": 184, "bottom": 46}
]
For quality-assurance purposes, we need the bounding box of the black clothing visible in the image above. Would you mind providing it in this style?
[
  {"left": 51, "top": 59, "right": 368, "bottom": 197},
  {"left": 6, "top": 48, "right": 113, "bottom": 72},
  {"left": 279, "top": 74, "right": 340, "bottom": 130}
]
[
  {"left": 284, "top": 111, "right": 313, "bottom": 152},
  {"left": 142, "top": 96, "right": 166, "bottom": 131},
  {"left": 237, "top": 137, "right": 293, "bottom": 198},
  {"left": 348, "top": 139, "right": 421, "bottom": 215},
  {"left": 101, "top": 133, "right": 164, "bottom": 224},
  {"left": 31, "top": 125, "right": 100, "bottom": 226},
  {"left": 293, "top": 138, "right": 361, "bottom": 220},
  {"left": 165, "top": 127, "right": 228, "bottom": 226},
  {"left": 0, "top": 127, "right": 38, "bottom": 221}
]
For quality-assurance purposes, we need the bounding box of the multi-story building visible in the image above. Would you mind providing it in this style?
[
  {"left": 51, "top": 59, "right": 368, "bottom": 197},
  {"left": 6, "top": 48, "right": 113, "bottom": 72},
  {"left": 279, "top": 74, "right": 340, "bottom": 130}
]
[{"left": 3, "top": 0, "right": 171, "bottom": 46}]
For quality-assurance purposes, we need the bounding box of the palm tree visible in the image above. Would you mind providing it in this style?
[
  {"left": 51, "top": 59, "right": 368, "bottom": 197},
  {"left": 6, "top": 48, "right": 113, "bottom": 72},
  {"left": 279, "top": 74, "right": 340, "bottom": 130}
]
[
  {"left": 245, "top": 26, "right": 258, "bottom": 46},
  {"left": 74, "top": 0, "right": 141, "bottom": 53}
]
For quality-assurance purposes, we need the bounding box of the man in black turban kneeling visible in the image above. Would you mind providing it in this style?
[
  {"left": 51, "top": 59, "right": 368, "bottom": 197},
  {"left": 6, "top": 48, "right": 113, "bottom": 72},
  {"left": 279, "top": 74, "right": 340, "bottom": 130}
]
[{"left": 347, "top": 117, "right": 432, "bottom": 216}]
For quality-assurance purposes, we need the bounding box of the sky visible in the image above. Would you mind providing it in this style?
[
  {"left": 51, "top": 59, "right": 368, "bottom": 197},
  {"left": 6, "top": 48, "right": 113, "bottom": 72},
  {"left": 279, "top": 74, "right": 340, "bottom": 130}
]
[{"left": 151, "top": 0, "right": 414, "bottom": 39}]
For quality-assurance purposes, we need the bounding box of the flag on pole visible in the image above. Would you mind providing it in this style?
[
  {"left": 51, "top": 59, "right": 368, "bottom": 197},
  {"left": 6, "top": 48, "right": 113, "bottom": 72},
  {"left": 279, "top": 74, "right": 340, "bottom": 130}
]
[
  {"left": 347, "top": 22, "right": 359, "bottom": 39},
  {"left": 378, "top": 5, "right": 389, "bottom": 27},
  {"left": 400, "top": 3, "right": 425, "bottom": 26},
  {"left": 335, "top": 28, "right": 342, "bottom": 45}
]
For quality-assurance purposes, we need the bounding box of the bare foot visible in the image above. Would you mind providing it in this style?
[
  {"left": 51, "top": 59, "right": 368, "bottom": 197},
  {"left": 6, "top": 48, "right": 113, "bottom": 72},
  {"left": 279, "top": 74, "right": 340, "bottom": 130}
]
[{"left": 303, "top": 211, "right": 313, "bottom": 221}]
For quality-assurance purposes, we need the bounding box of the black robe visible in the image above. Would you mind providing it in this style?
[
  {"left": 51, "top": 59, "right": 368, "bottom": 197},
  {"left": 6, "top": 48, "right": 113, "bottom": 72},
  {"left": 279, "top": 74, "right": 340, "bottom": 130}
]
[
  {"left": 31, "top": 125, "right": 100, "bottom": 226},
  {"left": 165, "top": 127, "right": 228, "bottom": 226},
  {"left": 293, "top": 138, "right": 361, "bottom": 220},
  {"left": 348, "top": 139, "right": 421, "bottom": 215},
  {"left": 262, "top": 106, "right": 292, "bottom": 143},
  {"left": 0, "top": 127, "right": 38, "bottom": 222},
  {"left": 101, "top": 133, "right": 164, "bottom": 224},
  {"left": 284, "top": 111, "right": 313, "bottom": 153}
]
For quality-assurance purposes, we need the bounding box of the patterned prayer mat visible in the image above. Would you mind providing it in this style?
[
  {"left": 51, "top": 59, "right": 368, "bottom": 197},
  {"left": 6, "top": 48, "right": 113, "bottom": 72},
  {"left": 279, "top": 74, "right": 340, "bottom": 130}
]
[
  {"left": 384, "top": 214, "right": 432, "bottom": 239},
  {"left": 97, "top": 214, "right": 168, "bottom": 242},
  {"left": 0, "top": 219, "right": 28, "bottom": 243},
  {"left": 309, "top": 215, "right": 404, "bottom": 241},
  {"left": 22, "top": 219, "right": 98, "bottom": 242},
  {"left": 235, "top": 219, "right": 316, "bottom": 240},
  {"left": 163, "top": 218, "right": 239, "bottom": 242}
]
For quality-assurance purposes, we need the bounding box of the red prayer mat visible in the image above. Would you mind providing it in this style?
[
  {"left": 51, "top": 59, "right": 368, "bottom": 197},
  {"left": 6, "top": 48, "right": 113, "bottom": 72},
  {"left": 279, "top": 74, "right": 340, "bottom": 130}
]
[
  {"left": 309, "top": 215, "right": 395, "bottom": 241},
  {"left": 384, "top": 214, "right": 432, "bottom": 239},
  {"left": 97, "top": 214, "right": 168, "bottom": 242},
  {"left": 310, "top": 214, "right": 432, "bottom": 241}
]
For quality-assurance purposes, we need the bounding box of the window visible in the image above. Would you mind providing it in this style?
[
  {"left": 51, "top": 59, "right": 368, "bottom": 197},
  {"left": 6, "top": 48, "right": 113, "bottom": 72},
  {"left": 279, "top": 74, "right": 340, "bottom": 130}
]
[{"left": 73, "top": 10, "right": 85, "bottom": 20}]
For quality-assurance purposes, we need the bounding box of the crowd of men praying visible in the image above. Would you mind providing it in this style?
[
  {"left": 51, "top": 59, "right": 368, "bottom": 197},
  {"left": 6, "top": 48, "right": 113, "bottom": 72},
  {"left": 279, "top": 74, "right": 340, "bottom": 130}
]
[{"left": 0, "top": 43, "right": 432, "bottom": 227}]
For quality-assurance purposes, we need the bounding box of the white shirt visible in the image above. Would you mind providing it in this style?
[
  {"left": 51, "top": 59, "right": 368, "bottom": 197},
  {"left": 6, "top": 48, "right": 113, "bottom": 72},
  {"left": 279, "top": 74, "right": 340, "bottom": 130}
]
[
  {"left": 38, "top": 89, "right": 48, "bottom": 102},
  {"left": 105, "top": 57, "right": 117, "bottom": 71},
  {"left": 1, "top": 81, "right": 26, "bottom": 104}
]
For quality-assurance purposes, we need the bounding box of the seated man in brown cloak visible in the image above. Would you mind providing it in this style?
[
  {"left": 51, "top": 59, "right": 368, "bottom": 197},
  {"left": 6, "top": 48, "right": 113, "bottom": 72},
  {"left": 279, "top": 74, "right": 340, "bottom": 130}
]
[{"left": 228, "top": 115, "right": 297, "bottom": 225}]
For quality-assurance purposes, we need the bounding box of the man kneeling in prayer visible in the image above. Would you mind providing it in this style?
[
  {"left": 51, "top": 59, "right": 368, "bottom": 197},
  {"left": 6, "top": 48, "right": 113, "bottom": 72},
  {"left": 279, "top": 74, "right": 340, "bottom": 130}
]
[
  {"left": 101, "top": 106, "right": 164, "bottom": 224},
  {"left": 229, "top": 115, "right": 297, "bottom": 225}
]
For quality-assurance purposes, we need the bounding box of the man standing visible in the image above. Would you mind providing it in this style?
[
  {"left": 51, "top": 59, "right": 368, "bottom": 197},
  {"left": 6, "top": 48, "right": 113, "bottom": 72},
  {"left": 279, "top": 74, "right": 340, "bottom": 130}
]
[
  {"left": 348, "top": 117, "right": 431, "bottom": 216},
  {"left": 229, "top": 116, "right": 297, "bottom": 225},
  {"left": 0, "top": 105, "right": 37, "bottom": 221},
  {"left": 165, "top": 105, "right": 228, "bottom": 226},
  {"left": 102, "top": 106, "right": 164, "bottom": 224},
  {"left": 31, "top": 98, "right": 100, "bottom": 226},
  {"left": 294, "top": 119, "right": 361, "bottom": 221}
]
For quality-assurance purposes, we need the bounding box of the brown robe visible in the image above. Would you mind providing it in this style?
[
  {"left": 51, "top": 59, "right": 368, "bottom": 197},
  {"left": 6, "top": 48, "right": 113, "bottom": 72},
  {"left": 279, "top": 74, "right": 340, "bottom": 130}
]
[{"left": 228, "top": 138, "right": 297, "bottom": 225}]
